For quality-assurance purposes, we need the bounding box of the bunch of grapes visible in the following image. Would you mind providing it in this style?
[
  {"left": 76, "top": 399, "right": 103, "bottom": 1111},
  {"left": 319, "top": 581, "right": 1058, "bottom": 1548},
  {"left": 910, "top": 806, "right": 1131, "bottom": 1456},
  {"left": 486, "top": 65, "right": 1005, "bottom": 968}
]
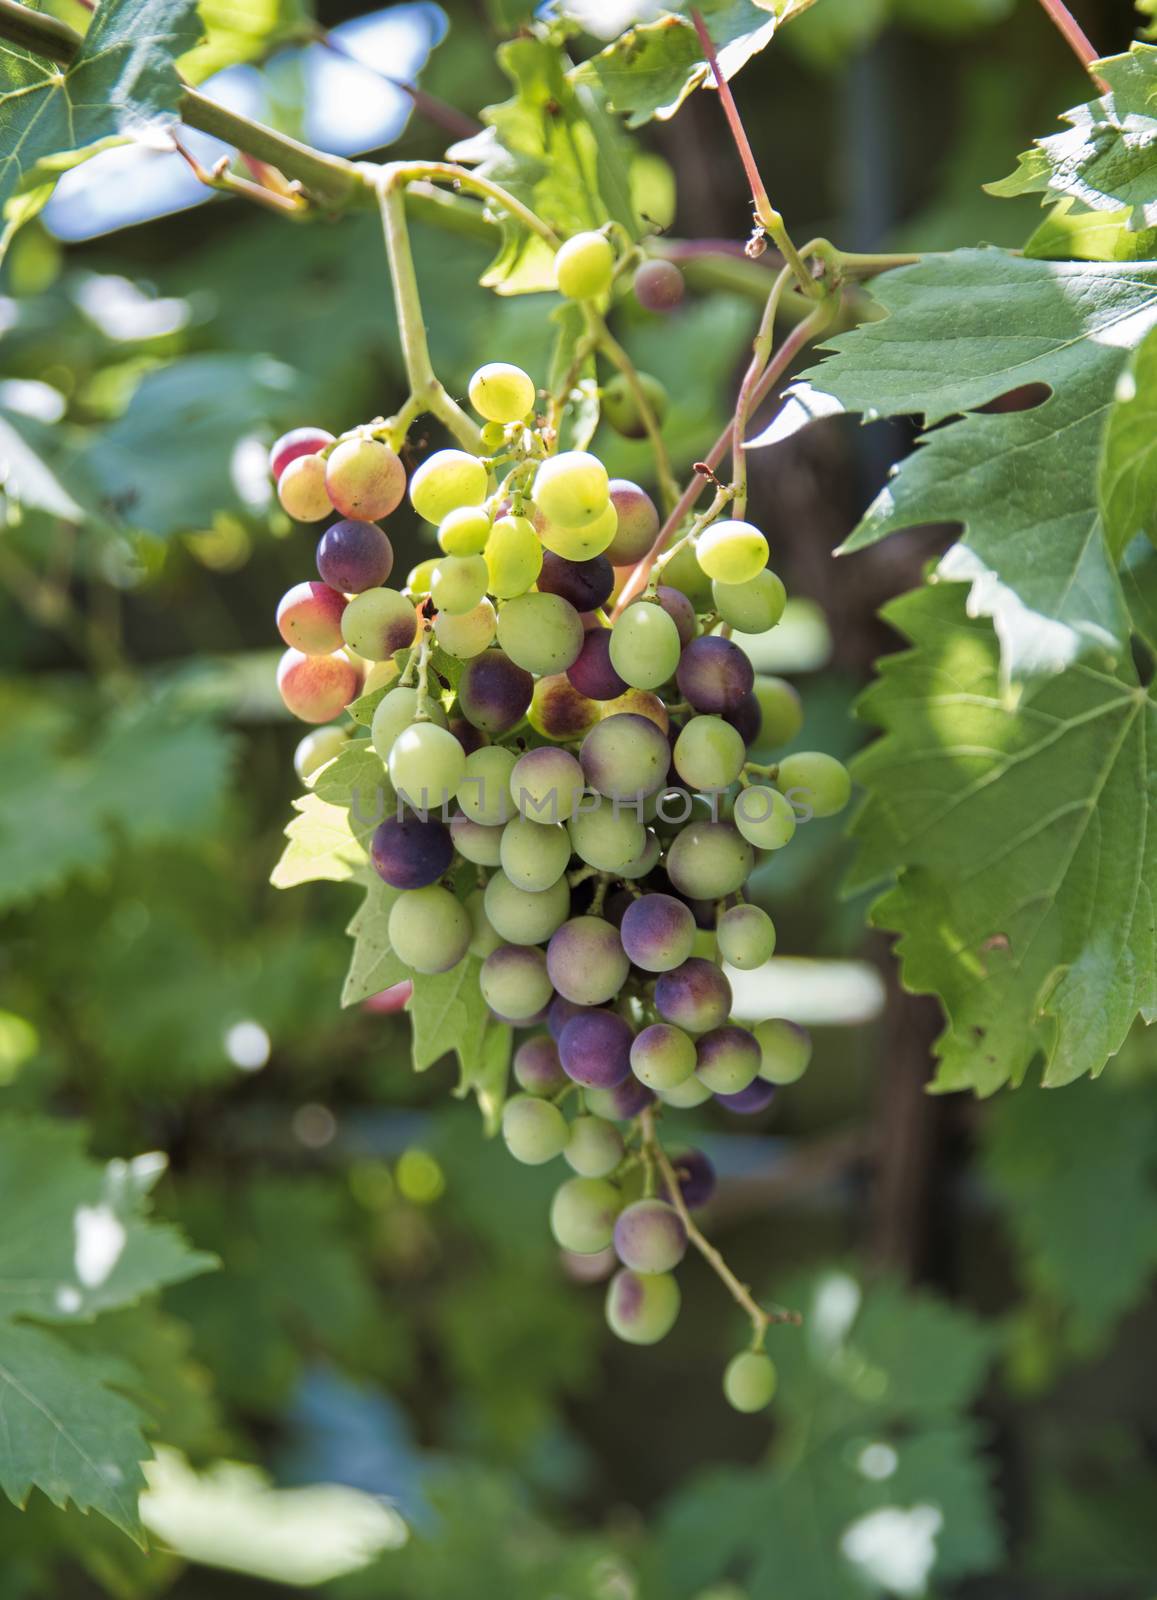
[{"left": 269, "top": 328, "right": 850, "bottom": 1413}]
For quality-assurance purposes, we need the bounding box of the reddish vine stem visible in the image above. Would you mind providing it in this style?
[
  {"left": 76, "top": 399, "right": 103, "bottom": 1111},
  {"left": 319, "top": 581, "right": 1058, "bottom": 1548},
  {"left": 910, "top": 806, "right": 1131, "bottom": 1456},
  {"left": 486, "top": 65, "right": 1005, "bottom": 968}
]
[{"left": 1035, "top": 0, "right": 1108, "bottom": 90}]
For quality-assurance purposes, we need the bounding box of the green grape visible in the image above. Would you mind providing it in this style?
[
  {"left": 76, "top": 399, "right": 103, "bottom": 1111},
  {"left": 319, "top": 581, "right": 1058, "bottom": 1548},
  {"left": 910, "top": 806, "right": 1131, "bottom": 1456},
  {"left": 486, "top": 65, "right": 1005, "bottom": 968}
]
[
  {"left": 554, "top": 231, "right": 615, "bottom": 300},
  {"left": 485, "top": 515, "right": 543, "bottom": 599},
  {"left": 659, "top": 1073, "right": 713, "bottom": 1108},
  {"left": 434, "top": 598, "right": 497, "bottom": 659},
  {"left": 469, "top": 362, "right": 536, "bottom": 423},
  {"left": 388, "top": 885, "right": 470, "bottom": 973},
  {"left": 712, "top": 569, "right": 787, "bottom": 633},
  {"left": 620, "top": 829, "right": 661, "bottom": 880},
  {"left": 277, "top": 453, "right": 332, "bottom": 521},
  {"left": 752, "top": 675, "right": 803, "bottom": 748},
  {"left": 550, "top": 1176, "right": 621, "bottom": 1253},
  {"left": 479, "top": 421, "right": 506, "bottom": 451},
  {"left": 565, "top": 1115, "right": 625, "bottom": 1178},
  {"left": 601, "top": 371, "right": 669, "bottom": 440},
  {"left": 438, "top": 505, "right": 492, "bottom": 556},
  {"left": 661, "top": 538, "right": 713, "bottom": 606},
  {"left": 431, "top": 554, "right": 489, "bottom": 615},
  {"left": 502, "top": 1094, "right": 568, "bottom": 1165},
  {"left": 480, "top": 943, "right": 553, "bottom": 1020},
  {"left": 457, "top": 746, "right": 517, "bottom": 825},
  {"left": 754, "top": 1018, "right": 811, "bottom": 1084},
  {"left": 723, "top": 1350, "right": 777, "bottom": 1412},
  {"left": 294, "top": 725, "right": 347, "bottom": 784},
  {"left": 407, "top": 558, "right": 439, "bottom": 597},
  {"left": 450, "top": 814, "right": 504, "bottom": 866},
  {"left": 341, "top": 588, "right": 418, "bottom": 661},
  {"left": 716, "top": 904, "right": 776, "bottom": 969},
  {"left": 609, "top": 602, "right": 681, "bottom": 691},
  {"left": 665, "top": 820, "right": 754, "bottom": 899},
  {"left": 497, "top": 593, "right": 584, "bottom": 675},
  {"left": 500, "top": 814, "right": 572, "bottom": 892},
  {"left": 537, "top": 498, "right": 617, "bottom": 560},
  {"left": 466, "top": 888, "right": 502, "bottom": 959},
  {"left": 388, "top": 721, "right": 467, "bottom": 810},
  {"left": 410, "top": 448, "right": 489, "bottom": 523},
  {"left": 695, "top": 519, "right": 769, "bottom": 585},
  {"left": 568, "top": 795, "right": 646, "bottom": 872},
  {"left": 733, "top": 785, "right": 797, "bottom": 850},
  {"left": 371, "top": 686, "right": 446, "bottom": 763},
  {"left": 695, "top": 1024, "right": 760, "bottom": 1093},
  {"left": 775, "top": 751, "right": 852, "bottom": 819},
  {"left": 484, "top": 871, "right": 570, "bottom": 945},
  {"left": 672, "top": 716, "right": 746, "bottom": 790},
  {"left": 605, "top": 1269, "right": 680, "bottom": 1344},
  {"left": 630, "top": 1022, "right": 697, "bottom": 1090},
  {"left": 533, "top": 451, "right": 610, "bottom": 530}
]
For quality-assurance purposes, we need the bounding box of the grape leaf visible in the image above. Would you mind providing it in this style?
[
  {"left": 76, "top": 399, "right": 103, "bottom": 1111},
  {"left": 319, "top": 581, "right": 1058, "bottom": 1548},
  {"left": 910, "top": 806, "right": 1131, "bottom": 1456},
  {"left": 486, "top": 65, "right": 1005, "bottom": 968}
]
[
  {"left": 1122, "top": 534, "right": 1157, "bottom": 652},
  {"left": 800, "top": 248, "right": 1157, "bottom": 683},
  {"left": 850, "top": 582, "right": 1157, "bottom": 1094},
  {"left": 1100, "top": 323, "right": 1157, "bottom": 559},
  {"left": 988, "top": 45, "right": 1157, "bottom": 232},
  {"left": 0, "top": 406, "right": 106, "bottom": 525},
  {"left": 342, "top": 878, "right": 406, "bottom": 1007},
  {"left": 452, "top": 1020, "right": 512, "bottom": 1135},
  {"left": 408, "top": 956, "right": 490, "bottom": 1072},
  {"left": 311, "top": 741, "right": 393, "bottom": 848},
  {"left": 0, "top": 0, "right": 201, "bottom": 245},
  {"left": 269, "top": 793, "right": 367, "bottom": 889},
  {"left": 1024, "top": 198, "right": 1157, "bottom": 263}
]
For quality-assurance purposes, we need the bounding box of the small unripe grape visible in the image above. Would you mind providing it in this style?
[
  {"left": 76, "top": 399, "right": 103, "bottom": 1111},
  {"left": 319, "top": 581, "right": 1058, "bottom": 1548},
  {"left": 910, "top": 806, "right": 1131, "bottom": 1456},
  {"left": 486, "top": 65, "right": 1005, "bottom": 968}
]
[
  {"left": 551, "top": 1176, "right": 621, "bottom": 1253},
  {"left": 534, "top": 451, "right": 610, "bottom": 530},
  {"left": 620, "top": 828, "right": 661, "bottom": 880},
  {"left": 634, "top": 257, "right": 685, "bottom": 312},
  {"left": 500, "top": 814, "right": 571, "bottom": 892},
  {"left": 484, "top": 871, "right": 570, "bottom": 945},
  {"left": 410, "top": 449, "right": 489, "bottom": 523},
  {"left": 497, "top": 592, "right": 585, "bottom": 676},
  {"left": 620, "top": 894, "right": 695, "bottom": 974},
  {"left": 776, "top": 751, "right": 852, "bottom": 819},
  {"left": 696, "top": 1024, "right": 761, "bottom": 1093},
  {"left": 469, "top": 362, "right": 536, "bottom": 423},
  {"left": 278, "top": 453, "right": 333, "bottom": 521},
  {"left": 568, "top": 795, "right": 646, "bottom": 873},
  {"left": 558, "top": 1008, "right": 633, "bottom": 1088},
  {"left": 277, "top": 581, "right": 347, "bottom": 655},
  {"left": 480, "top": 944, "right": 553, "bottom": 1021},
  {"left": 388, "top": 884, "right": 470, "bottom": 974},
  {"left": 554, "top": 230, "right": 615, "bottom": 300},
  {"left": 723, "top": 1350, "right": 777, "bottom": 1412},
  {"left": 716, "top": 904, "right": 776, "bottom": 969},
  {"left": 502, "top": 1094, "right": 568, "bottom": 1165},
  {"left": 666, "top": 821, "right": 754, "bottom": 900},
  {"left": 530, "top": 673, "right": 602, "bottom": 740},
  {"left": 613, "top": 1199, "right": 686, "bottom": 1273},
  {"left": 458, "top": 649, "right": 534, "bottom": 735},
  {"left": 435, "top": 598, "right": 497, "bottom": 660},
  {"left": 547, "top": 916, "right": 629, "bottom": 1006},
  {"left": 661, "top": 537, "right": 713, "bottom": 606},
  {"left": 325, "top": 436, "right": 406, "bottom": 522},
  {"left": 631, "top": 1022, "right": 697, "bottom": 1090},
  {"left": 513, "top": 1034, "right": 567, "bottom": 1096},
  {"left": 450, "top": 813, "right": 505, "bottom": 867},
  {"left": 733, "top": 785, "right": 796, "bottom": 850},
  {"left": 407, "top": 557, "right": 438, "bottom": 597},
  {"left": 659, "top": 1073, "right": 713, "bottom": 1108},
  {"left": 606, "top": 479, "right": 660, "bottom": 565},
  {"left": 606, "top": 1269, "right": 680, "bottom": 1344},
  {"left": 654, "top": 957, "right": 732, "bottom": 1034},
  {"left": 480, "top": 420, "right": 506, "bottom": 451},
  {"left": 438, "top": 504, "right": 492, "bottom": 556},
  {"left": 269, "top": 426, "right": 333, "bottom": 482},
  {"left": 510, "top": 746, "right": 586, "bottom": 824},
  {"left": 754, "top": 1018, "right": 812, "bottom": 1084},
  {"left": 610, "top": 602, "right": 681, "bottom": 692},
  {"left": 370, "top": 685, "right": 446, "bottom": 763},
  {"left": 565, "top": 1115, "right": 624, "bottom": 1178},
  {"left": 388, "top": 721, "right": 466, "bottom": 810},
  {"left": 485, "top": 515, "right": 543, "bottom": 599},
  {"left": 696, "top": 519, "right": 769, "bottom": 585},
  {"left": 713, "top": 569, "right": 786, "bottom": 634},
  {"left": 457, "top": 745, "right": 517, "bottom": 824},
  {"left": 537, "top": 498, "right": 618, "bottom": 559},
  {"left": 277, "top": 648, "right": 359, "bottom": 723},
  {"left": 676, "top": 635, "right": 754, "bottom": 714},
  {"left": 340, "top": 587, "right": 418, "bottom": 660},
  {"left": 752, "top": 675, "right": 803, "bottom": 748},
  {"left": 293, "top": 725, "right": 347, "bottom": 784},
  {"left": 672, "top": 715, "right": 746, "bottom": 790},
  {"left": 601, "top": 371, "right": 669, "bottom": 440},
  {"left": 431, "top": 554, "right": 489, "bottom": 616},
  {"left": 317, "top": 519, "right": 394, "bottom": 593}
]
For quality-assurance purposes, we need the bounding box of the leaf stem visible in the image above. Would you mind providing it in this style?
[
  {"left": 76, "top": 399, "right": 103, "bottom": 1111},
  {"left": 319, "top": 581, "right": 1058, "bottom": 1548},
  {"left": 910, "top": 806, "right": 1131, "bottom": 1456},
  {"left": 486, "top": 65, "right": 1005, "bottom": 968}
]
[
  {"left": 731, "top": 264, "right": 791, "bottom": 519},
  {"left": 1034, "top": 0, "right": 1109, "bottom": 91}
]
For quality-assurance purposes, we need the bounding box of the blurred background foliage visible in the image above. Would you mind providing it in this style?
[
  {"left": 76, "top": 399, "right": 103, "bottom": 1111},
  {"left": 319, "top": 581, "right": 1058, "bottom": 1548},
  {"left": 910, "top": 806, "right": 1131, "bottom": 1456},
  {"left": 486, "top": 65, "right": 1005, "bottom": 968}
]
[{"left": 3, "top": 0, "right": 1157, "bottom": 1596}]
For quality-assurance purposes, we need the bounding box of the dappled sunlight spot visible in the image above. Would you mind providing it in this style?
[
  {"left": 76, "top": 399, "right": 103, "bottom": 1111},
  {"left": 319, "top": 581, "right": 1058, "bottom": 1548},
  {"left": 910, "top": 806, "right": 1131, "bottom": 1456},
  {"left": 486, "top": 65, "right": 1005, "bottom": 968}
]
[
  {"left": 0, "top": 1009, "right": 39, "bottom": 1086},
  {"left": 225, "top": 1019, "right": 271, "bottom": 1071},
  {"left": 73, "top": 1204, "right": 126, "bottom": 1289},
  {"left": 810, "top": 1271, "right": 861, "bottom": 1353},
  {"left": 72, "top": 274, "right": 191, "bottom": 341},
  {"left": 840, "top": 1504, "right": 943, "bottom": 1597},
  {"left": 293, "top": 1103, "right": 337, "bottom": 1148},
  {"left": 299, "top": 5, "right": 445, "bottom": 156},
  {"left": 230, "top": 437, "right": 274, "bottom": 511},
  {"left": 53, "top": 1286, "right": 82, "bottom": 1314},
  {"left": 730, "top": 597, "right": 832, "bottom": 674},
  {"left": 858, "top": 1442, "right": 899, "bottom": 1481},
  {"left": 0, "top": 380, "right": 65, "bottom": 422},
  {"left": 726, "top": 957, "right": 886, "bottom": 1027},
  {"left": 396, "top": 1148, "right": 444, "bottom": 1205}
]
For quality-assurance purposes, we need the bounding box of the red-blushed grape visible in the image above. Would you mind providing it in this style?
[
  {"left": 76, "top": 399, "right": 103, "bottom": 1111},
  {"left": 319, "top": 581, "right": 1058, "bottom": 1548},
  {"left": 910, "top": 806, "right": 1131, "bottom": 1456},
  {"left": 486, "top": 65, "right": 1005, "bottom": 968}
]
[
  {"left": 371, "top": 813, "right": 453, "bottom": 889},
  {"left": 565, "top": 1115, "right": 624, "bottom": 1178},
  {"left": 547, "top": 915, "right": 629, "bottom": 1006},
  {"left": 613, "top": 1199, "right": 686, "bottom": 1273},
  {"left": 601, "top": 688, "right": 669, "bottom": 733},
  {"left": 715, "top": 1079, "right": 777, "bottom": 1114},
  {"left": 654, "top": 957, "right": 732, "bottom": 1034},
  {"left": 606, "top": 479, "right": 660, "bottom": 565},
  {"left": 388, "top": 885, "right": 471, "bottom": 974},
  {"left": 480, "top": 943, "right": 553, "bottom": 1021},
  {"left": 434, "top": 598, "right": 497, "bottom": 659},
  {"left": 776, "top": 751, "right": 852, "bottom": 818},
  {"left": 469, "top": 361, "right": 536, "bottom": 423},
  {"left": 634, "top": 258, "right": 685, "bottom": 312},
  {"left": 610, "top": 601, "right": 681, "bottom": 691},
  {"left": 485, "top": 871, "right": 570, "bottom": 945},
  {"left": 665, "top": 820, "right": 754, "bottom": 899},
  {"left": 529, "top": 673, "right": 602, "bottom": 740},
  {"left": 497, "top": 592, "right": 585, "bottom": 676},
  {"left": 458, "top": 649, "right": 534, "bottom": 735},
  {"left": 630, "top": 1022, "right": 697, "bottom": 1090},
  {"left": 568, "top": 795, "right": 646, "bottom": 873},
  {"left": 388, "top": 722, "right": 466, "bottom": 811},
  {"left": 551, "top": 1176, "right": 621, "bottom": 1252},
  {"left": 513, "top": 1034, "right": 568, "bottom": 1096},
  {"left": 672, "top": 715, "right": 746, "bottom": 790},
  {"left": 602, "top": 371, "right": 669, "bottom": 440},
  {"left": 500, "top": 815, "right": 571, "bottom": 892},
  {"left": 316, "top": 519, "right": 394, "bottom": 593},
  {"left": 431, "top": 554, "right": 489, "bottom": 615},
  {"left": 567, "top": 629, "right": 628, "bottom": 701},
  {"left": 554, "top": 231, "right": 615, "bottom": 301},
  {"left": 370, "top": 686, "right": 447, "bottom": 764},
  {"left": 723, "top": 1350, "right": 777, "bottom": 1412},
  {"left": 534, "top": 450, "right": 610, "bottom": 529},
  {"left": 278, "top": 453, "right": 333, "bottom": 521},
  {"left": 755, "top": 1018, "right": 812, "bottom": 1084},
  {"left": 733, "top": 785, "right": 796, "bottom": 850},
  {"left": 580, "top": 712, "right": 670, "bottom": 801},
  {"left": 538, "top": 551, "right": 615, "bottom": 611},
  {"left": 450, "top": 813, "right": 504, "bottom": 867},
  {"left": 325, "top": 436, "right": 405, "bottom": 522},
  {"left": 716, "top": 903, "right": 776, "bottom": 969},
  {"left": 293, "top": 724, "right": 348, "bottom": 784},
  {"left": 502, "top": 1094, "right": 568, "bottom": 1164},
  {"left": 695, "top": 1024, "right": 761, "bottom": 1093},
  {"left": 558, "top": 1008, "right": 633, "bottom": 1087},
  {"left": 662, "top": 1147, "right": 716, "bottom": 1210},
  {"left": 277, "top": 648, "right": 360, "bottom": 723},
  {"left": 276, "top": 581, "right": 347, "bottom": 655},
  {"left": 606, "top": 1268, "right": 680, "bottom": 1344},
  {"left": 510, "top": 746, "right": 586, "bottom": 823},
  {"left": 695, "top": 518, "right": 769, "bottom": 584},
  {"left": 713, "top": 569, "right": 786, "bottom": 633},
  {"left": 269, "top": 426, "right": 334, "bottom": 481},
  {"left": 752, "top": 675, "right": 803, "bottom": 748},
  {"left": 340, "top": 587, "right": 418, "bottom": 660},
  {"left": 676, "top": 635, "right": 755, "bottom": 714},
  {"left": 457, "top": 745, "right": 517, "bottom": 825},
  {"left": 620, "top": 894, "right": 695, "bottom": 974},
  {"left": 410, "top": 449, "right": 488, "bottom": 523}
]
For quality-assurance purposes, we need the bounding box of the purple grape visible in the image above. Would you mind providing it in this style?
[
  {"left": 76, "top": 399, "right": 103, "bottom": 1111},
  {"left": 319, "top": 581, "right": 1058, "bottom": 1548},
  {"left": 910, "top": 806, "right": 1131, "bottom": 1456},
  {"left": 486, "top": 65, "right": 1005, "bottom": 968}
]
[
  {"left": 715, "top": 1080, "right": 777, "bottom": 1114},
  {"left": 532, "top": 673, "right": 601, "bottom": 739},
  {"left": 449, "top": 715, "right": 485, "bottom": 756},
  {"left": 675, "top": 635, "right": 754, "bottom": 714},
  {"left": 725, "top": 689, "right": 761, "bottom": 746},
  {"left": 316, "top": 518, "right": 394, "bottom": 593},
  {"left": 538, "top": 551, "right": 615, "bottom": 611},
  {"left": 634, "top": 258, "right": 685, "bottom": 313},
  {"left": 513, "top": 1034, "right": 568, "bottom": 1094},
  {"left": 654, "top": 958, "right": 732, "bottom": 1034},
  {"left": 589, "top": 1075, "right": 655, "bottom": 1119},
  {"left": 656, "top": 585, "right": 696, "bottom": 648},
  {"left": 567, "top": 629, "right": 628, "bottom": 701},
  {"left": 458, "top": 649, "right": 534, "bottom": 734},
  {"left": 663, "top": 1148, "right": 716, "bottom": 1210},
  {"left": 370, "top": 814, "right": 453, "bottom": 890},
  {"left": 559, "top": 1009, "right": 633, "bottom": 1088},
  {"left": 619, "top": 892, "right": 695, "bottom": 973},
  {"left": 548, "top": 995, "right": 592, "bottom": 1041}
]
